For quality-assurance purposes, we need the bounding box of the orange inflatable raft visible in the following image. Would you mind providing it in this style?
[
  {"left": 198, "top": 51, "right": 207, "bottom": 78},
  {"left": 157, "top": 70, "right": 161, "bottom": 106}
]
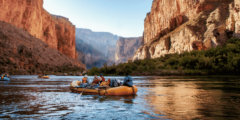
[
  {"left": 37, "top": 76, "right": 49, "bottom": 79},
  {"left": 70, "top": 81, "right": 137, "bottom": 96}
]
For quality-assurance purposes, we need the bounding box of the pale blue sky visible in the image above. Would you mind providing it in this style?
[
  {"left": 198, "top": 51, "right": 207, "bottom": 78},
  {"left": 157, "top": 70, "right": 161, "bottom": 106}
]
[{"left": 43, "top": 0, "right": 153, "bottom": 37}]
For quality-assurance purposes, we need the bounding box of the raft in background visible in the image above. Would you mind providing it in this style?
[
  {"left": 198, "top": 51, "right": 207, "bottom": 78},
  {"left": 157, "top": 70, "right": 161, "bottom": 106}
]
[
  {"left": 70, "top": 81, "right": 137, "bottom": 96},
  {"left": 1, "top": 74, "right": 10, "bottom": 81},
  {"left": 37, "top": 76, "right": 49, "bottom": 79}
]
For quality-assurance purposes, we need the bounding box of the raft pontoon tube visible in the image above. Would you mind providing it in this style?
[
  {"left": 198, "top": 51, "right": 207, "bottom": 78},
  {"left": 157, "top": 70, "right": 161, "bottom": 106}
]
[
  {"left": 37, "top": 76, "right": 49, "bottom": 79},
  {"left": 70, "top": 81, "right": 137, "bottom": 96}
]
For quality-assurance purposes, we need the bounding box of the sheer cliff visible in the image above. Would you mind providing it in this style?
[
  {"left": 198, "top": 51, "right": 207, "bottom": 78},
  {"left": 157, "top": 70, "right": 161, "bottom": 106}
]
[
  {"left": 115, "top": 37, "right": 142, "bottom": 64},
  {"left": 133, "top": 0, "right": 239, "bottom": 61},
  {"left": 0, "top": 0, "right": 76, "bottom": 59}
]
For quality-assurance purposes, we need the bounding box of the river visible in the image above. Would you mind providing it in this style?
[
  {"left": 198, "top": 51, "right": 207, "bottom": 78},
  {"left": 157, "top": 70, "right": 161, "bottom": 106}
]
[{"left": 0, "top": 75, "right": 240, "bottom": 119}]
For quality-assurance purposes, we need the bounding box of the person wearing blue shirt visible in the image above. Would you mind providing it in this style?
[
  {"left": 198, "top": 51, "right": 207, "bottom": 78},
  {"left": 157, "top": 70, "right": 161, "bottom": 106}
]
[{"left": 123, "top": 73, "right": 133, "bottom": 87}]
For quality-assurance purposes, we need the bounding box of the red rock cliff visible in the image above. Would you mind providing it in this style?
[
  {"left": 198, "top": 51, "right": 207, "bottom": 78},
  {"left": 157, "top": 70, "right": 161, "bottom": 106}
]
[
  {"left": 133, "top": 0, "right": 239, "bottom": 61},
  {"left": 143, "top": 0, "right": 233, "bottom": 44},
  {"left": 0, "top": 0, "right": 76, "bottom": 59},
  {"left": 52, "top": 15, "right": 76, "bottom": 59}
]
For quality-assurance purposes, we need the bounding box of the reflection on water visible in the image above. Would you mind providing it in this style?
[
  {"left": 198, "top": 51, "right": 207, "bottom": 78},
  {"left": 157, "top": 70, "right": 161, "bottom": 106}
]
[
  {"left": 0, "top": 75, "right": 240, "bottom": 119},
  {"left": 0, "top": 80, "right": 10, "bottom": 85}
]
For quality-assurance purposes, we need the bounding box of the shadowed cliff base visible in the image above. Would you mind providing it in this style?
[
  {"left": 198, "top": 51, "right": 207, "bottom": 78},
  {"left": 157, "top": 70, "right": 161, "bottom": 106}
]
[
  {"left": 87, "top": 38, "right": 240, "bottom": 76},
  {"left": 0, "top": 21, "right": 86, "bottom": 75}
]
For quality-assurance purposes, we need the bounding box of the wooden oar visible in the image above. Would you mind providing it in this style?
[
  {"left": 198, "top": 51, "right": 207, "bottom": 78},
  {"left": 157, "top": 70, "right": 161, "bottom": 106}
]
[{"left": 79, "top": 84, "right": 89, "bottom": 97}]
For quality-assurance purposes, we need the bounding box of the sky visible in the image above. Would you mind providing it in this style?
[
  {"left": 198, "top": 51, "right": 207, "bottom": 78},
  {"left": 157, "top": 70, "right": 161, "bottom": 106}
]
[{"left": 43, "top": 0, "right": 153, "bottom": 37}]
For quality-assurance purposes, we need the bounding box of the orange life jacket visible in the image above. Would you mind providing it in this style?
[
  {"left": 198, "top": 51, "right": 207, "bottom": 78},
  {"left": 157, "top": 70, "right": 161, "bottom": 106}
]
[
  {"left": 82, "top": 77, "right": 87, "bottom": 83},
  {"left": 92, "top": 79, "right": 99, "bottom": 84}
]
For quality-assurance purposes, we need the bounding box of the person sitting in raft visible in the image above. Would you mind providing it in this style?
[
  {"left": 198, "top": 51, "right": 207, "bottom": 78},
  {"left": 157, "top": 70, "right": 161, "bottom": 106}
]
[
  {"left": 122, "top": 73, "right": 133, "bottom": 87},
  {"left": 82, "top": 74, "right": 89, "bottom": 84},
  {"left": 4, "top": 73, "right": 9, "bottom": 78},
  {"left": 99, "top": 73, "right": 105, "bottom": 83},
  {"left": 1, "top": 74, "right": 4, "bottom": 80},
  {"left": 38, "top": 74, "right": 41, "bottom": 77},
  {"left": 92, "top": 75, "right": 100, "bottom": 85}
]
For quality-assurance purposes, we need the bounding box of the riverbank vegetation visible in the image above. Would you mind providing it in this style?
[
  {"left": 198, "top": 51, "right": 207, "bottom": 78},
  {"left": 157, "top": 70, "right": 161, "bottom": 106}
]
[{"left": 87, "top": 38, "right": 240, "bottom": 76}]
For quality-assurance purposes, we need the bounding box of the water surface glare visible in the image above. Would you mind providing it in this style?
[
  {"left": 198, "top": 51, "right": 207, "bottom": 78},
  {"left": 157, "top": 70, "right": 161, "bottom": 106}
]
[{"left": 0, "top": 75, "right": 240, "bottom": 119}]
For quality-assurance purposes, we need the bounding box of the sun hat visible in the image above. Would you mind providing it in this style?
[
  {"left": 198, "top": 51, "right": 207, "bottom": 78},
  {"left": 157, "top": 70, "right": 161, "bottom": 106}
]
[
  {"left": 84, "top": 74, "right": 88, "bottom": 78},
  {"left": 94, "top": 75, "right": 98, "bottom": 79},
  {"left": 117, "top": 80, "right": 121, "bottom": 84}
]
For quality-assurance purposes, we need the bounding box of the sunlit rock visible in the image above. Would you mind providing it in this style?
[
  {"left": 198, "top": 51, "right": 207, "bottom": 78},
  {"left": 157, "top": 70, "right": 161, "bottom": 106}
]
[
  {"left": 0, "top": 0, "right": 77, "bottom": 59},
  {"left": 133, "top": 0, "right": 239, "bottom": 61}
]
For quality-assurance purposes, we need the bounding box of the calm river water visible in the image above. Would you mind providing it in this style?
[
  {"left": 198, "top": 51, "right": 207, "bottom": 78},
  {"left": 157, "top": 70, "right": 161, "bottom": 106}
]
[{"left": 0, "top": 75, "right": 240, "bottom": 119}]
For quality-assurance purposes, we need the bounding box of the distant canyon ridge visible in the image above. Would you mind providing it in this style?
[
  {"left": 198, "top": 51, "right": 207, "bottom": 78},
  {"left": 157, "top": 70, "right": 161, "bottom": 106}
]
[{"left": 75, "top": 28, "right": 142, "bottom": 69}]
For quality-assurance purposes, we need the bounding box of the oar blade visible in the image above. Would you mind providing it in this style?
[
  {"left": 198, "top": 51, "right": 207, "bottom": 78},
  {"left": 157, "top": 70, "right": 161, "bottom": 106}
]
[{"left": 79, "top": 86, "right": 88, "bottom": 98}]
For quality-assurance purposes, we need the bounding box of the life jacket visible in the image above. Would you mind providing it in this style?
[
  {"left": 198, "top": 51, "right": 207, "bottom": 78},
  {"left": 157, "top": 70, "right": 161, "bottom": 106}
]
[
  {"left": 101, "top": 76, "right": 105, "bottom": 82},
  {"left": 38, "top": 74, "right": 42, "bottom": 78},
  {"left": 1, "top": 74, "right": 4, "bottom": 80},
  {"left": 92, "top": 79, "right": 99, "bottom": 84},
  {"left": 82, "top": 77, "right": 87, "bottom": 83},
  {"left": 123, "top": 76, "right": 133, "bottom": 87}
]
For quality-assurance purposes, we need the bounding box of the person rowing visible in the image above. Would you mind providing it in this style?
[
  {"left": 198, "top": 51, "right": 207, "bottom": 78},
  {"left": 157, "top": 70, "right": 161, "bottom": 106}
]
[{"left": 82, "top": 74, "right": 89, "bottom": 84}]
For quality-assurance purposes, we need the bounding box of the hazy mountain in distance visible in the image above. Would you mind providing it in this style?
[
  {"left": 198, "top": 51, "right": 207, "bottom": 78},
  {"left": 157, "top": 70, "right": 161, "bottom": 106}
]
[{"left": 75, "top": 28, "right": 120, "bottom": 69}]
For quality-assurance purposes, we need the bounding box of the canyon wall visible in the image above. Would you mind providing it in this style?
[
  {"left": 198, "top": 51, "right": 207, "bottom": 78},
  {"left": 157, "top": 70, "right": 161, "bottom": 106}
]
[
  {"left": 0, "top": 21, "right": 85, "bottom": 75},
  {"left": 52, "top": 15, "right": 76, "bottom": 59},
  {"left": 133, "top": 0, "right": 239, "bottom": 61},
  {"left": 115, "top": 37, "right": 142, "bottom": 64},
  {"left": 0, "top": 0, "right": 76, "bottom": 59},
  {"left": 76, "top": 28, "right": 120, "bottom": 69}
]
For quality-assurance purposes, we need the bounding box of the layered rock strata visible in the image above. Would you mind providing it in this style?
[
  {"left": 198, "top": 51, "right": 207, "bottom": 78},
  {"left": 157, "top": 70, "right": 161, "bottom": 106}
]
[
  {"left": 0, "top": 21, "right": 85, "bottom": 74},
  {"left": 115, "top": 37, "right": 142, "bottom": 64},
  {"left": 52, "top": 15, "right": 76, "bottom": 59},
  {"left": 0, "top": 0, "right": 76, "bottom": 59},
  {"left": 133, "top": 0, "right": 239, "bottom": 61}
]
